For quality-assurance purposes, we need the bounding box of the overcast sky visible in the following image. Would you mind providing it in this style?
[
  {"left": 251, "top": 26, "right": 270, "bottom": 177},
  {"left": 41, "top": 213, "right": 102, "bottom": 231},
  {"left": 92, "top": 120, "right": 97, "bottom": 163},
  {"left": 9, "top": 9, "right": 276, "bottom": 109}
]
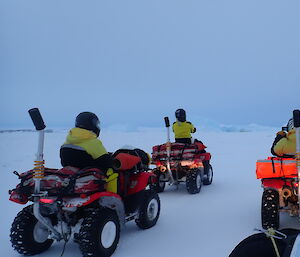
[{"left": 0, "top": 0, "right": 299, "bottom": 129}]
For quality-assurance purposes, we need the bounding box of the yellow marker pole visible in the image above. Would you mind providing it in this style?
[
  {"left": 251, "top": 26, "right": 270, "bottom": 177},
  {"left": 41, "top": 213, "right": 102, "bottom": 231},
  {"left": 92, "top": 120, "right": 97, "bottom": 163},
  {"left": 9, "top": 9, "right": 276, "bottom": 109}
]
[
  {"left": 293, "top": 110, "right": 300, "bottom": 218},
  {"left": 164, "top": 117, "right": 175, "bottom": 184},
  {"left": 28, "top": 108, "right": 62, "bottom": 240},
  {"left": 28, "top": 108, "right": 46, "bottom": 194}
]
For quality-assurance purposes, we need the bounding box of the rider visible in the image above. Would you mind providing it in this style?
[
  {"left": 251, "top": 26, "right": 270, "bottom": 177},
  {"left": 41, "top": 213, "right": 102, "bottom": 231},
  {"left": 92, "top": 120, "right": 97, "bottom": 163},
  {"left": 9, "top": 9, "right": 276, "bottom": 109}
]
[
  {"left": 172, "top": 108, "right": 196, "bottom": 144},
  {"left": 172, "top": 109, "right": 210, "bottom": 176},
  {"left": 271, "top": 118, "right": 296, "bottom": 158},
  {"left": 60, "top": 112, "right": 118, "bottom": 192}
]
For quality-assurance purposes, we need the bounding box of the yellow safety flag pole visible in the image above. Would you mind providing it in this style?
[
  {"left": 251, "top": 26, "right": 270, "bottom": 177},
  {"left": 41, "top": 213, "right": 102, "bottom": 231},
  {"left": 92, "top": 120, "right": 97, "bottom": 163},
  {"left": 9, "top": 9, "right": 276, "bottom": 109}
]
[
  {"left": 164, "top": 117, "right": 175, "bottom": 184},
  {"left": 293, "top": 110, "right": 300, "bottom": 219},
  {"left": 28, "top": 108, "right": 46, "bottom": 194}
]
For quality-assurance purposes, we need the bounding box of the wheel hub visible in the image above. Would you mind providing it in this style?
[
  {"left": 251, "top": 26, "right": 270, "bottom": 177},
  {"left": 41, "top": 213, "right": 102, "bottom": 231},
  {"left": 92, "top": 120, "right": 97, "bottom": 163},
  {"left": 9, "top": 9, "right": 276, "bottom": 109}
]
[
  {"left": 147, "top": 199, "right": 159, "bottom": 221},
  {"left": 101, "top": 221, "right": 117, "bottom": 248},
  {"left": 196, "top": 173, "right": 201, "bottom": 188},
  {"left": 33, "top": 221, "right": 50, "bottom": 243},
  {"left": 207, "top": 168, "right": 212, "bottom": 181},
  {"left": 159, "top": 174, "right": 166, "bottom": 187}
]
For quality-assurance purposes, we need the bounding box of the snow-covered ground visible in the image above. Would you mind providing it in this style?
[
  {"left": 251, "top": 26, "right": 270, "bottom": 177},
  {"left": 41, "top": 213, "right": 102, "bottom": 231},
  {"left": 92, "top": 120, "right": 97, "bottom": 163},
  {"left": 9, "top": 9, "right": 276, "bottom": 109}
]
[{"left": 1, "top": 128, "right": 300, "bottom": 257}]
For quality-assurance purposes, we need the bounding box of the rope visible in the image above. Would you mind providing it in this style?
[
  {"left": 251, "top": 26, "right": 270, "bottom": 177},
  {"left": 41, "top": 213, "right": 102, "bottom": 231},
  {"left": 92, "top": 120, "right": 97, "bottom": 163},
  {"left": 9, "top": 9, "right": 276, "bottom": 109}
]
[
  {"left": 60, "top": 240, "right": 67, "bottom": 257},
  {"left": 270, "top": 235, "right": 281, "bottom": 257},
  {"left": 266, "top": 228, "right": 282, "bottom": 257},
  {"left": 59, "top": 221, "right": 69, "bottom": 257},
  {"left": 254, "top": 228, "right": 287, "bottom": 257}
]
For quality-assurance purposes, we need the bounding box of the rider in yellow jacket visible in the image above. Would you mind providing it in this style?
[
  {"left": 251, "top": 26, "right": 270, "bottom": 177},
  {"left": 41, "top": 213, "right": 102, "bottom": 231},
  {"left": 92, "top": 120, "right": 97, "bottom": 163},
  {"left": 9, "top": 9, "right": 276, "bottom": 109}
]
[
  {"left": 172, "top": 109, "right": 196, "bottom": 144},
  {"left": 271, "top": 118, "right": 296, "bottom": 158},
  {"left": 60, "top": 112, "right": 117, "bottom": 192},
  {"left": 172, "top": 109, "right": 211, "bottom": 177}
]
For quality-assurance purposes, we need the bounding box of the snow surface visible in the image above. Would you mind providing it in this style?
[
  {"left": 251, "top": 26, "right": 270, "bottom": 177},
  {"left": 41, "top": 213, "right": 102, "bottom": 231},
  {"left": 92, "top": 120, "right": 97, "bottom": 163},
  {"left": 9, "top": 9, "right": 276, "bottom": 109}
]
[{"left": 1, "top": 129, "right": 300, "bottom": 257}]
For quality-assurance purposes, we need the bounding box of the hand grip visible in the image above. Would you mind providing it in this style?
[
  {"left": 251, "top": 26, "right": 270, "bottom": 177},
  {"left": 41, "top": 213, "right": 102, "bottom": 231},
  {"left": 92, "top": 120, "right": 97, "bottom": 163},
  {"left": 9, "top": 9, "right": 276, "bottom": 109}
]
[
  {"left": 293, "top": 110, "right": 300, "bottom": 128},
  {"left": 164, "top": 117, "right": 170, "bottom": 127},
  {"left": 28, "top": 108, "right": 46, "bottom": 131}
]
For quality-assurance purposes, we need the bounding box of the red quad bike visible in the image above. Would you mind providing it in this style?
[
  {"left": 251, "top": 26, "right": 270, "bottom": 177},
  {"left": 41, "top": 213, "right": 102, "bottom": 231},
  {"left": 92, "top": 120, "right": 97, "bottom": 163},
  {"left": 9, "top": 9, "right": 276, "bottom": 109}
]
[
  {"left": 9, "top": 108, "right": 160, "bottom": 257},
  {"left": 256, "top": 110, "right": 300, "bottom": 230},
  {"left": 151, "top": 117, "right": 213, "bottom": 194}
]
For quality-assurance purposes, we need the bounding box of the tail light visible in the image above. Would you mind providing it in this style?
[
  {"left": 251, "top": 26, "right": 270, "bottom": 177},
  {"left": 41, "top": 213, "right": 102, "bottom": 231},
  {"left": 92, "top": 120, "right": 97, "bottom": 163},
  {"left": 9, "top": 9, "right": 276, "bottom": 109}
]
[{"left": 39, "top": 198, "right": 55, "bottom": 204}]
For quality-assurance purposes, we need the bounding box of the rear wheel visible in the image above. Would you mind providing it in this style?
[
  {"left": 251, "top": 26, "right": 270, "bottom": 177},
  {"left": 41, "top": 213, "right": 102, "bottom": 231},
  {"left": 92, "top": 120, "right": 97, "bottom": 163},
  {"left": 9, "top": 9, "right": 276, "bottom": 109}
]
[
  {"left": 203, "top": 164, "right": 213, "bottom": 185},
  {"left": 135, "top": 190, "right": 160, "bottom": 229},
  {"left": 79, "top": 208, "right": 120, "bottom": 257},
  {"left": 261, "top": 189, "right": 280, "bottom": 229},
  {"left": 10, "top": 205, "right": 53, "bottom": 255},
  {"left": 155, "top": 172, "right": 166, "bottom": 193},
  {"left": 186, "top": 169, "right": 202, "bottom": 194}
]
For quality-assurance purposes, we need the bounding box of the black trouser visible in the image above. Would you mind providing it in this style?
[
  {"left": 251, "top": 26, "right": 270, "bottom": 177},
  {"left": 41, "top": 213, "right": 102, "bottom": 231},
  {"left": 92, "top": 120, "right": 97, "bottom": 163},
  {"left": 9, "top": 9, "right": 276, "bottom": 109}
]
[{"left": 175, "top": 138, "right": 192, "bottom": 144}]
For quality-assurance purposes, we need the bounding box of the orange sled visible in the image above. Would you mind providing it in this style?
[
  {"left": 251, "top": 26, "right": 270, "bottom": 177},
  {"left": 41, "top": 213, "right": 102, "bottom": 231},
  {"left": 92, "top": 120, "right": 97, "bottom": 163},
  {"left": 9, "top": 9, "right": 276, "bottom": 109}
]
[{"left": 256, "top": 157, "right": 297, "bottom": 179}]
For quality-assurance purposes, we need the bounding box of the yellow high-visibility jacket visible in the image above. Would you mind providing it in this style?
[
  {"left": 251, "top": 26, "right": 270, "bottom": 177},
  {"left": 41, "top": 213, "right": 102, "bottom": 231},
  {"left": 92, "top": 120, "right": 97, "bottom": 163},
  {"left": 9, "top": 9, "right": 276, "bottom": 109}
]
[
  {"left": 60, "top": 127, "right": 118, "bottom": 193},
  {"left": 172, "top": 121, "right": 196, "bottom": 139},
  {"left": 63, "top": 127, "right": 107, "bottom": 159},
  {"left": 273, "top": 129, "right": 296, "bottom": 157}
]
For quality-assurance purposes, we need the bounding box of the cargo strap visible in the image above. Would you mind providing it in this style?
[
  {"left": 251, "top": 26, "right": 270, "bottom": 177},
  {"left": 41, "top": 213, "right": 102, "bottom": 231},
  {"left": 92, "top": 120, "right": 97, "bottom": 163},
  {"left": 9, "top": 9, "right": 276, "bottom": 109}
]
[
  {"left": 15, "top": 168, "right": 106, "bottom": 197},
  {"left": 179, "top": 144, "right": 188, "bottom": 160},
  {"left": 58, "top": 168, "right": 107, "bottom": 196},
  {"left": 271, "top": 157, "right": 284, "bottom": 175}
]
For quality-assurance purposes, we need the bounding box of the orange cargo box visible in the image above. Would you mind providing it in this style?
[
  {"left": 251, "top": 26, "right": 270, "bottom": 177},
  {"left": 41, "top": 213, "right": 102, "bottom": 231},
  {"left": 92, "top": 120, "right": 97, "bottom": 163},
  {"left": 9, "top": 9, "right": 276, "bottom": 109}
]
[{"left": 256, "top": 157, "right": 297, "bottom": 179}]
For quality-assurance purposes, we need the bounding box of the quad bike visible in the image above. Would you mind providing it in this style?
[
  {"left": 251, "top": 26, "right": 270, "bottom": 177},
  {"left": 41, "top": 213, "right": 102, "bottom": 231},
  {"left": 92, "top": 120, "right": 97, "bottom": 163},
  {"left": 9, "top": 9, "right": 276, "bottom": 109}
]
[
  {"left": 151, "top": 117, "right": 213, "bottom": 194},
  {"left": 8, "top": 108, "right": 160, "bottom": 257},
  {"left": 256, "top": 110, "right": 300, "bottom": 230}
]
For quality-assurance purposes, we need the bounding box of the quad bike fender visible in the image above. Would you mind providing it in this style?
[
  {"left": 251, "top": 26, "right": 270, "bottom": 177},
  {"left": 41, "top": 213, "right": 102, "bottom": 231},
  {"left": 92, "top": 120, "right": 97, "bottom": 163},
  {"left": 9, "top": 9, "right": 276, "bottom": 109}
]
[
  {"left": 9, "top": 190, "right": 28, "bottom": 204},
  {"left": 127, "top": 172, "right": 156, "bottom": 195},
  {"left": 98, "top": 195, "right": 126, "bottom": 229},
  {"left": 262, "top": 179, "right": 293, "bottom": 189},
  {"left": 63, "top": 191, "right": 126, "bottom": 228}
]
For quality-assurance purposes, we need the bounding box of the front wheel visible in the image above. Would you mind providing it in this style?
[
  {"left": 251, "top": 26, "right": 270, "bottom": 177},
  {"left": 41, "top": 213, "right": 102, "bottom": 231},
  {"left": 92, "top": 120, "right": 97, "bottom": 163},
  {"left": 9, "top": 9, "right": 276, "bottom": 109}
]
[
  {"left": 135, "top": 190, "right": 160, "bottom": 229},
  {"left": 10, "top": 205, "right": 53, "bottom": 255},
  {"left": 79, "top": 208, "right": 120, "bottom": 257},
  {"left": 186, "top": 169, "right": 202, "bottom": 194},
  {"left": 203, "top": 164, "right": 213, "bottom": 185},
  {"left": 261, "top": 189, "right": 280, "bottom": 229}
]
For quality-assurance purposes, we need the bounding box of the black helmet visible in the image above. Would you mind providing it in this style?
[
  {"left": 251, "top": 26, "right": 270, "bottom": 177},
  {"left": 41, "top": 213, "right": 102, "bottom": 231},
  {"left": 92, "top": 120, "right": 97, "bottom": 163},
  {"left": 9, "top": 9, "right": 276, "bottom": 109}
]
[
  {"left": 75, "top": 112, "right": 100, "bottom": 136},
  {"left": 287, "top": 118, "right": 294, "bottom": 132},
  {"left": 175, "top": 109, "right": 186, "bottom": 122}
]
